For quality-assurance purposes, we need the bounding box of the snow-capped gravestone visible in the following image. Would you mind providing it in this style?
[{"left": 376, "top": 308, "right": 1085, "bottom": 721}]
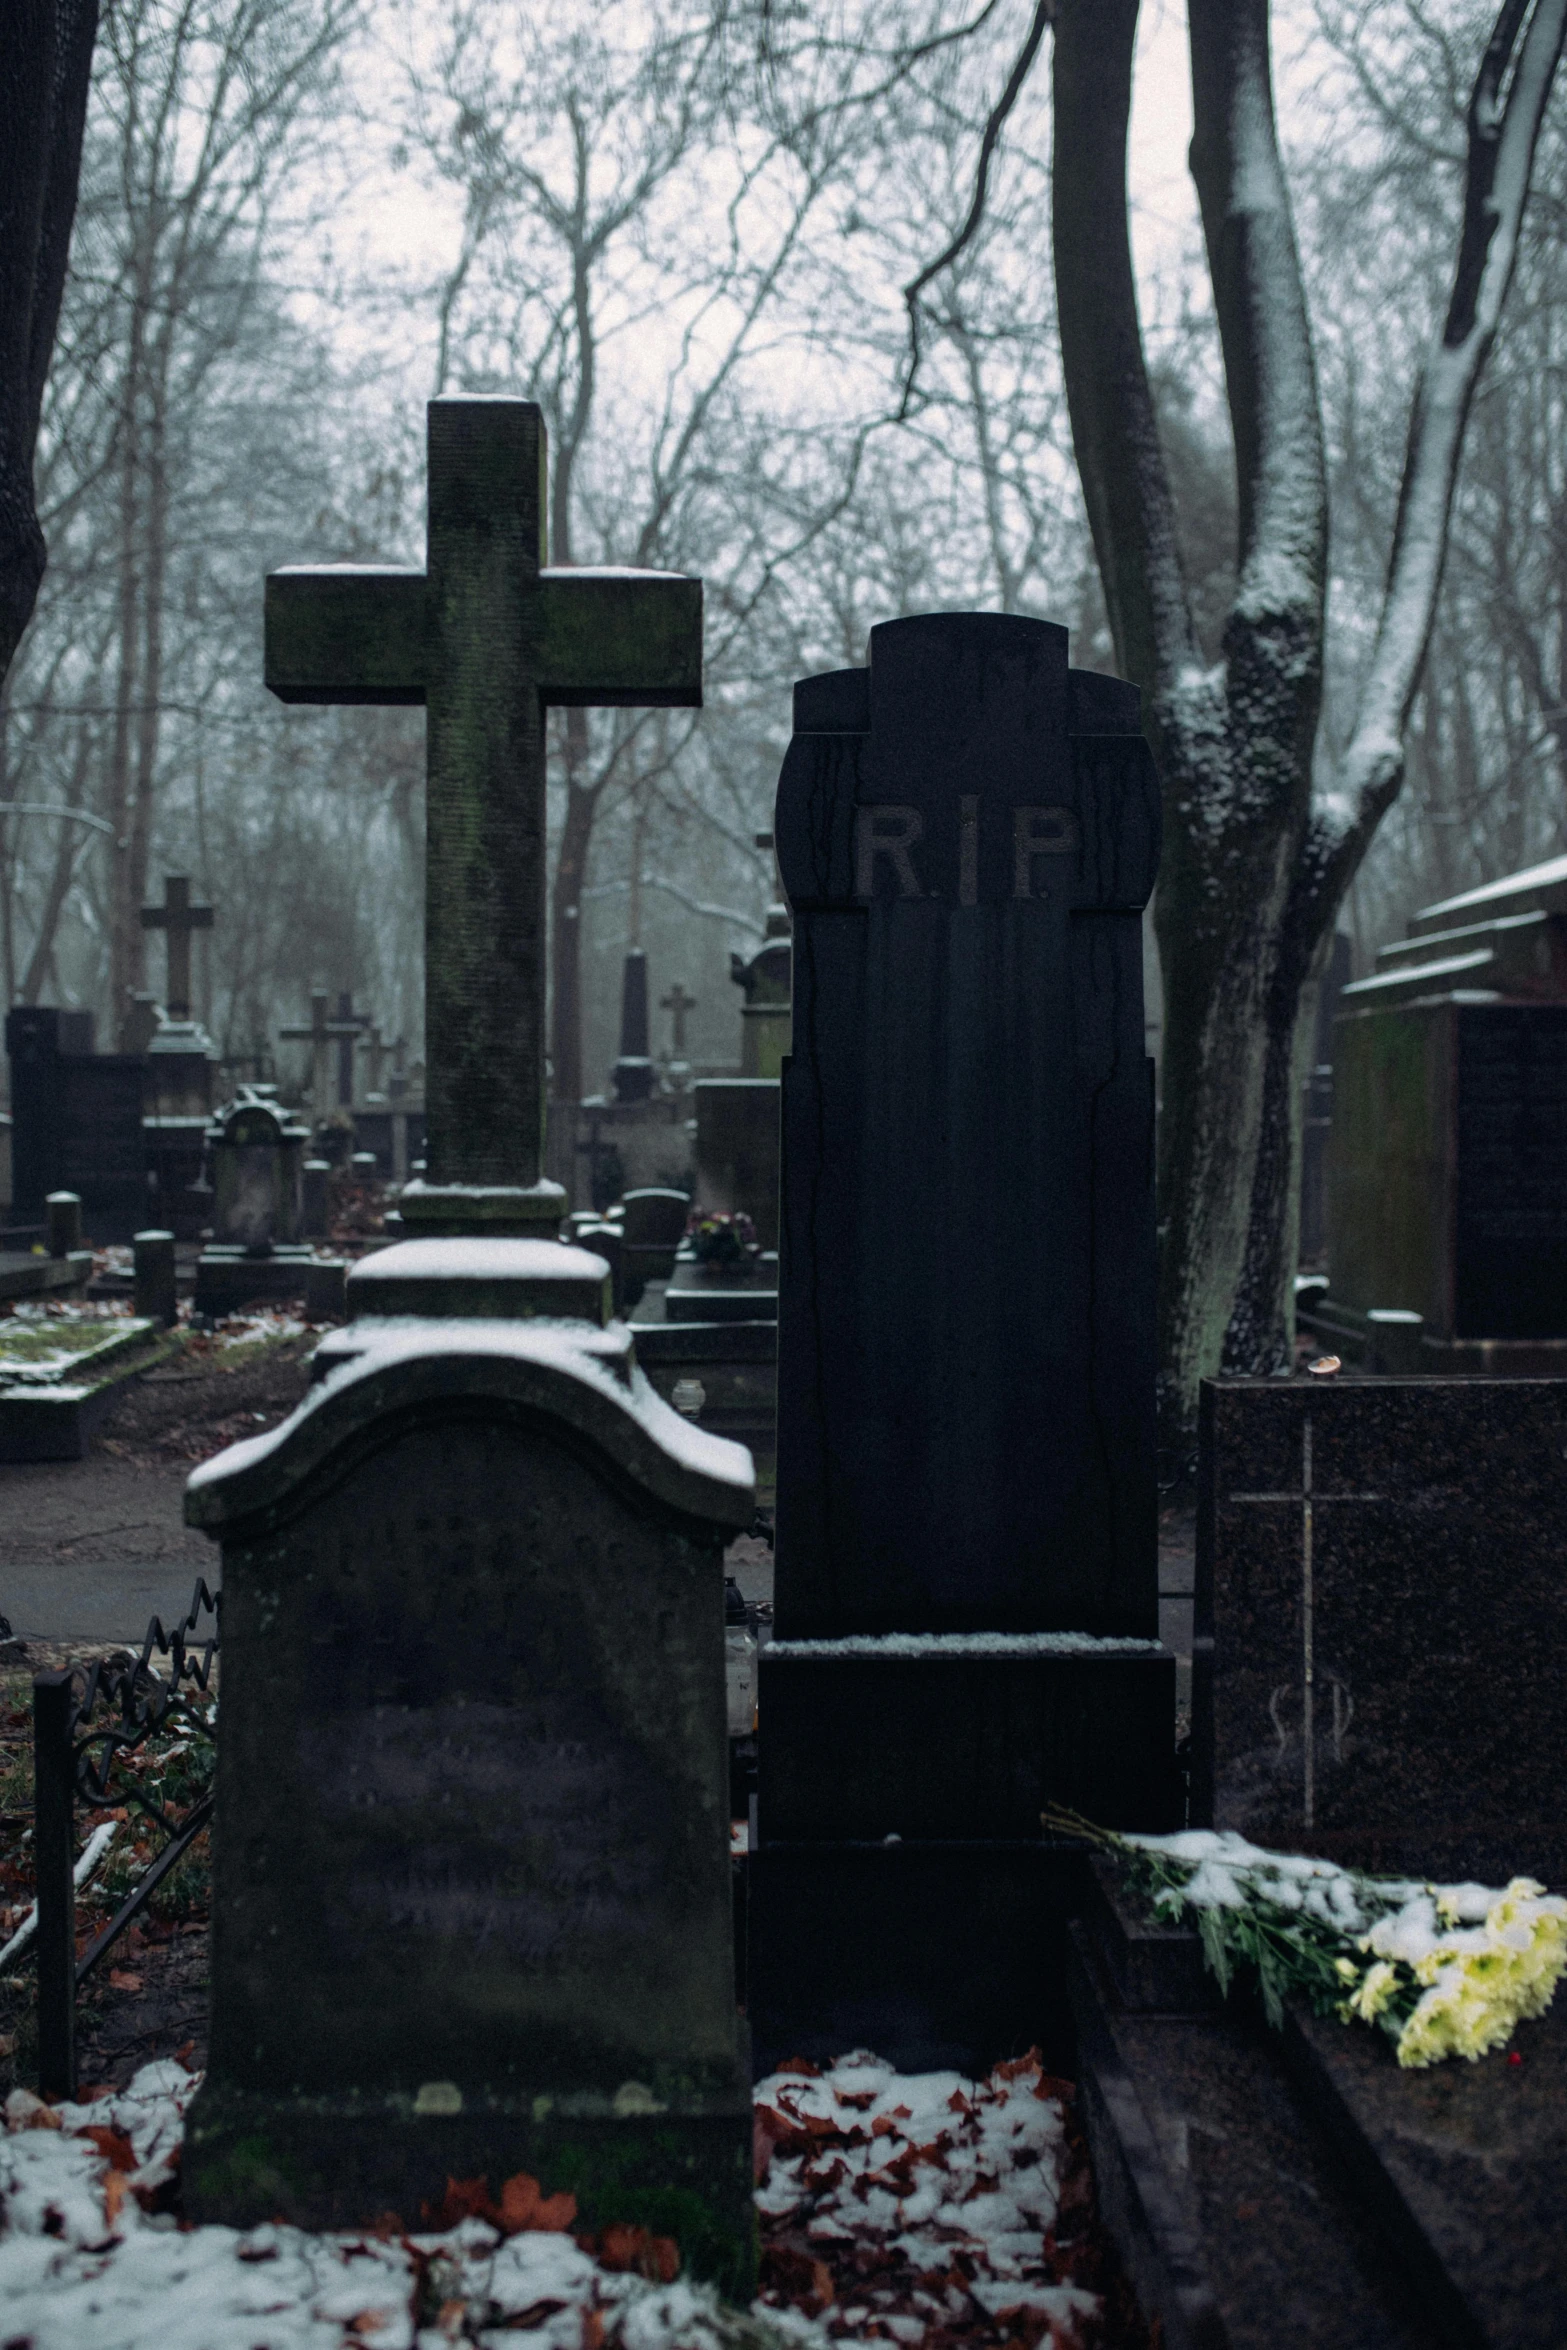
[
  {"left": 752, "top": 612, "right": 1178, "bottom": 2069},
  {"left": 182, "top": 1243, "right": 756, "bottom": 2285}
]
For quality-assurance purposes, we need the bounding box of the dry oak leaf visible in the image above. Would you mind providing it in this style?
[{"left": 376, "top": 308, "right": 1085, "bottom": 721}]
[
  {"left": 81, "top": 2124, "right": 137, "bottom": 2173},
  {"left": 108, "top": 1969, "right": 143, "bottom": 1993},
  {"left": 498, "top": 2170, "right": 577, "bottom": 2234},
  {"left": 759, "top": 2241, "right": 836, "bottom": 2313},
  {"left": 591, "top": 2222, "right": 680, "bottom": 2282}
]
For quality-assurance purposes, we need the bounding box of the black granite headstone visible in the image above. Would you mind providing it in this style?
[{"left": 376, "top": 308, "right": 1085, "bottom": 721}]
[
  {"left": 751, "top": 613, "right": 1177, "bottom": 2072},
  {"left": 6, "top": 1007, "right": 149, "bottom": 1240},
  {"left": 773, "top": 612, "right": 1160, "bottom": 1635},
  {"left": 613, "top": 948, "right": 655, "bottom": 1104},
  {"left": 1194, "top": 1374, "right": 1567, "bottom": 1884}
]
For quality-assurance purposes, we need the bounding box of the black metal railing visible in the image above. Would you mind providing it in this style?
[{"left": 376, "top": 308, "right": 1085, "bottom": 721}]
[{"left": 33, "top": 1579, "right": 219, "bottom": 2098}]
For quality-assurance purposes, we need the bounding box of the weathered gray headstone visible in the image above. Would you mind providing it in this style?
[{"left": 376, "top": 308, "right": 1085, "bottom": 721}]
[
  {"left": 183, "top": 1266, "right": 756, "bottom": 2283},
  {"left": 194, "top": 1090, "right": 313, "bottom": 1316}
]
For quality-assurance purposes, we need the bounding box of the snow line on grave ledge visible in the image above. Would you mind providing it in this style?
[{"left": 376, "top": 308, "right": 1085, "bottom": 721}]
[
  {"left": 0, "top": 2050, "right": 1103, "bottom": 2349},
  {"left": 764, "top": 1630, "right": 1163, "bottom": 1659}
]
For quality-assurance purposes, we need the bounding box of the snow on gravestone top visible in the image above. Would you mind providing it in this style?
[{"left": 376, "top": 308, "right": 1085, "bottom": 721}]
[
  {"left": 772, "top": 611, "right": 1161, "bottom": 1640},
  {"left": 180, "top": 1311, "right": 755, "bottom": 2250}
]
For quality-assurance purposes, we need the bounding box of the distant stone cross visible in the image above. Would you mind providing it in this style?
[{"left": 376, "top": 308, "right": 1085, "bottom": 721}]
[
  {"left": 661, "top": 981, "right": 697, "bottom": 1056},
  {"left": 139, "top": 874, "right": 212, "bottom": 1023},
  {"left": 265, "top": 397, "right": 702, "bottom": 1231},
  {"left": 333, "top": 991, "right": 370, "bottom": 1107},
  {"left": 280, "top": 990, "right": 363, "bottom": 1120},
  {"left": 1228, "top": 1409, "right": 1384, "bottom": 1829},
  {"left": 359, "top": 1024, "right": 388, "bottom": 1098}
]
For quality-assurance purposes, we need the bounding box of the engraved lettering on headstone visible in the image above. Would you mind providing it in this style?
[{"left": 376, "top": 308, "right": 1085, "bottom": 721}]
[
  {"left": 958, "top": 795, "right": 979, "bottom": 907},
  {"left": 854, "top": 804, "right": 925, "bottom": 899},
  {"left": 1012, "top": 805, "right": 1079, "bottom": 898}
]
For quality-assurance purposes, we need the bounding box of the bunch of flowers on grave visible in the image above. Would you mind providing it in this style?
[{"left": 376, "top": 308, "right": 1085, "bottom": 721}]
[
  {"left": 684, "top": 1209, "right": 757, "bottom": 1267},
  {"left": 1045, "top": 1807, "right": 1567, "bottom": 2069}
]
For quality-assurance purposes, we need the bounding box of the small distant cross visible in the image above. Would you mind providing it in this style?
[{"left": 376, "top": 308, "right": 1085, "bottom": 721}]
[
  {"left": 359, "top": 1023, "right": 389, "bottom": 1099},
  {"left": 1228, "top": 1409, "right": 1383, "bottom": 1829},
  {"left": 265, "top": 397, "right": 702, "bottom": 1228},
  {"left": 333, "top": 991, "right": 371, "bottom": 1107},
  {"left": 661, "top": 981, "right": 697, "bottom": 1056},
  {"left": 139, "top": 875, "right": 212, "bottom": 1022},
  {"left": 280, "top": 990, "right": 364, "bottom": 1119}
]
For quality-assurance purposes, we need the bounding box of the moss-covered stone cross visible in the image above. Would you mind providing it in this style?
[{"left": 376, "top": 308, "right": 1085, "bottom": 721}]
[{"left": 264, "top": 397, "right": 701, "bottom": 1234}]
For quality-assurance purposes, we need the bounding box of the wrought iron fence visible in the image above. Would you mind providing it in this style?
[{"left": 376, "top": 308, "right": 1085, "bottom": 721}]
[{"left": 33, "top": 1578, "right": 219, "bottom": 2098}]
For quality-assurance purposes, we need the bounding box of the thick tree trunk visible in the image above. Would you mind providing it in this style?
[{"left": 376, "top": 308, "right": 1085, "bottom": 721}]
[
  {"left": 0, "top": 0, "right": 98, "bottom": 681},
  {"left": 1053, "top": 0, "right": 1324, "bottom": 1442}
]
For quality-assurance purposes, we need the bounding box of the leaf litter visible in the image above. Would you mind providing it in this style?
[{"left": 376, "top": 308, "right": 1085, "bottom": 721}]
[{"left": 0, "top": 2049, "right": 1133, "bottom": 2348}]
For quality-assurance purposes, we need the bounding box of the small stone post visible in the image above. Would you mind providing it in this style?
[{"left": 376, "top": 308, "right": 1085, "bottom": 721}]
[
  {"left": 133, "top": 1229, "right": 178, "bottom": 1325},
  {"left": 46, "top": 1192, "right": 81, "bottom": 1259}
]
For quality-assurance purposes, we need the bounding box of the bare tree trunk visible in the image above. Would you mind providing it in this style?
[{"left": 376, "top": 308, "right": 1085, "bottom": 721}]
[
  {"left": 20, "top": 724, "right": 89, "bottom": 1001},
  {"left": 1051, "top": 0, "right": 1566, "bottom": 1438}
]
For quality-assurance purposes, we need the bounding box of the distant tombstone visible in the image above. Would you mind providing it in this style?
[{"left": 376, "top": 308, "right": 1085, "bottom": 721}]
[
  {"left": 612, "top": 948, "right": 655, "bottom": 1104},
  {"left": 194, "top": 1090, "right": 313, "bottom": 1316},
  {"left": 1194, "top": 1370, "right": 1567, "bottom": 1885},
  {"left": 693, "top": 1078, "right": 780, "bottom": 1252},
  {"left": 1310, "top": 855, "right": 1567, "bottom": 1369},
  {"left": 620, "top": 1185, "right": 690, "bottom": 1304},
  {"left": 729, "top": 906, "right": 791, "bottom": 1079},
  {"left": 5, "top": 1006, "right": 148, "bottom": 1242},
  {"left": 751, "top": 612, "right": 1176, "bottom": 2070},
  {"left": 182, "top": 1268, "right": 755, "bottom": 2279}
]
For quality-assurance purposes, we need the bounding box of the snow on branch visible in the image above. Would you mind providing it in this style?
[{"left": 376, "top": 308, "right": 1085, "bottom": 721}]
[{"left": 1326, "top": 0, "right": 1567, "bottom": 861}]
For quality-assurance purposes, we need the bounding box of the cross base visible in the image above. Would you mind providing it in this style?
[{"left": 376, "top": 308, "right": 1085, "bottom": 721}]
[{"left": 394, "top": 1179, "right": 567, "bottom": 1240}]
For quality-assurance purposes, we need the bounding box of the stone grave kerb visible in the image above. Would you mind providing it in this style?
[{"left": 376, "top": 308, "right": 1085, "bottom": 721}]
[{"left": 265, "top": 396, "right": 702, "bottom": 1240}]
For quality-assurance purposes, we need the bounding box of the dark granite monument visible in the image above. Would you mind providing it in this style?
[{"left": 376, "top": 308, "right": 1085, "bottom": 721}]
[
  {"left": 1305, "top": 853, "right": 1567, "bottom": 1370},
  {"left": 1192, "top": 1373, "right": 1567, "bottom": 1883},
  {"left": 750, "top": 611, "right": 1177, "bottom": 2071},
  {"left": 1068, "top": 1367, "right": 1567, "bottom": 2347},
  {"left": 5, "top": 1005, "right": 149, "bottom": 1242},
  {"left": 612, "top": 948, "right": 656, "bottom": 1104}
]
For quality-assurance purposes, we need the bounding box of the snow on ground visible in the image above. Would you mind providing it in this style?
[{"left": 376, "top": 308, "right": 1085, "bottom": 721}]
[
  {"left": 753, "top": 2052, "right": 1100, "bottom": 2347},
  {"left": 0, "top": 2051, "right": 1099, "bottom": 2350}
]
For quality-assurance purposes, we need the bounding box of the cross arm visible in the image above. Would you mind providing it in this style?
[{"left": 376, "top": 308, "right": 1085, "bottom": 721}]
[
  {"left": 538, "top": 569, "right": 702, "bottom": 708},
  {"left": 140, "top": 905, "right": 212, "bottom": 930},
  {"left": 265, "top": 566, "right": 428, "bottom": 707}
]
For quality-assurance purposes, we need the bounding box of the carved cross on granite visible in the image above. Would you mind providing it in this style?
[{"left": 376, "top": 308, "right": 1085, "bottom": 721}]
[
  {"left": 265, "top": 397, "right": 702, "bottom": 1235},
  {"left": 139, "top": 874, "right": 212, "bottom": 1023},
  {"left": 1227, "top": 1411, "right": 1385, "bottom": 1829}
]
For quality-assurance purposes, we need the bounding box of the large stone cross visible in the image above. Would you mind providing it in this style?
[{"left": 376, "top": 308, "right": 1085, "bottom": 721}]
[
  {"left": 140, "top": 874, "right": 212, "bottom": 1022},
  {"left": 265, "top": 397, "right": 702, "bottom": 1234}
]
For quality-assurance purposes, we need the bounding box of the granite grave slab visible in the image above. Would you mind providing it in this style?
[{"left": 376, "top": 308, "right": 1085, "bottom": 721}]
[{"left": 1194, "top": 1373, "right": 1567, "bottom": 1881}]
